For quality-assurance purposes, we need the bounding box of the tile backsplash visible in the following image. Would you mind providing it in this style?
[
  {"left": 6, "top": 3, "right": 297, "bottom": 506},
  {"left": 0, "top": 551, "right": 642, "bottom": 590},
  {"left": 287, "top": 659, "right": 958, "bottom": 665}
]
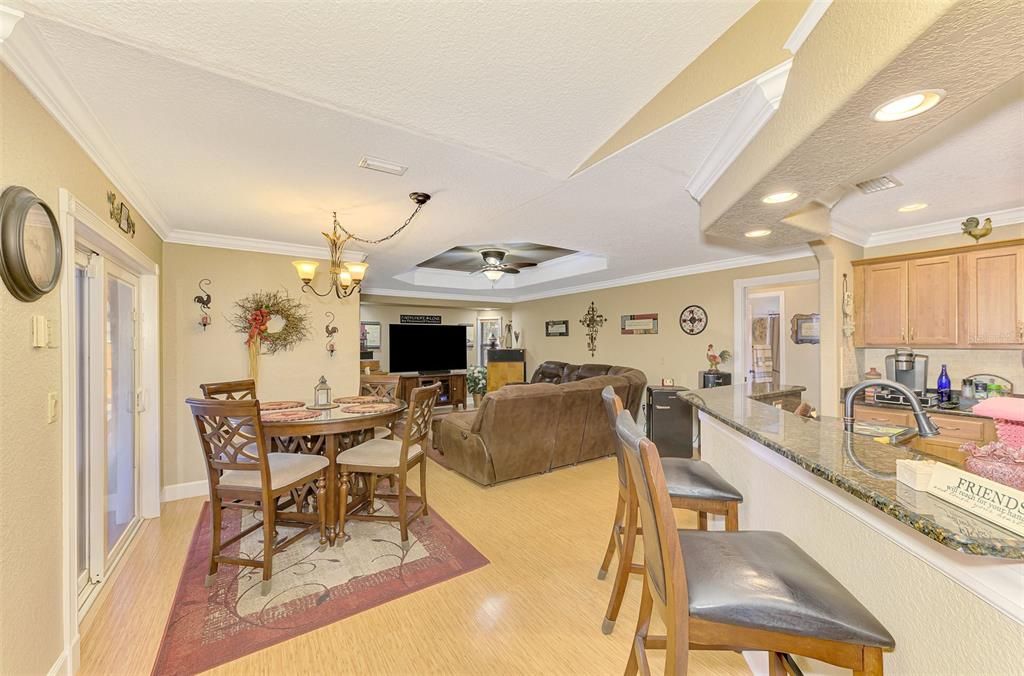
[{"left": 858, "top": 348, "right": 1024, "bottom": 394}]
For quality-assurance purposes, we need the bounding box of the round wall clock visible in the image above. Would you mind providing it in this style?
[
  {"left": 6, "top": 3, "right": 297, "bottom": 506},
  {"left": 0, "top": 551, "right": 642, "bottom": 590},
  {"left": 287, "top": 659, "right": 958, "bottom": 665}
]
[
  {"left": 0, "top": 186, "right": 63, "bottom": 303},
  {"left": 679, "top": 305, "right": 708, "bottom": 335}
]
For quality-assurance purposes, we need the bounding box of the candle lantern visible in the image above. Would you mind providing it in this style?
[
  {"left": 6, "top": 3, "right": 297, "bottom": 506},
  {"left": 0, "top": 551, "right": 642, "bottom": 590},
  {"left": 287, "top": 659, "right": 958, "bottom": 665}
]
[{"left": 313, "top": 375, "right": 332, "bottom": 409}]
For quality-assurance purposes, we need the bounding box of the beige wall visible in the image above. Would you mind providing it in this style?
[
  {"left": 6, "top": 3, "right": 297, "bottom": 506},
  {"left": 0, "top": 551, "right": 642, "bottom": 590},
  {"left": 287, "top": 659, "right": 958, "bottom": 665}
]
[
  {"left": 510, "top": 256, "right": 819, "bottom": 393},
  {"left": 162, "top": 243, "right": 359, "bottom": 489},
  {"left": 359, "top": 303, "right": 480, "bottom": 371},
  {"left": 0, "top": 63, "right": 163, "bottom": 674}
]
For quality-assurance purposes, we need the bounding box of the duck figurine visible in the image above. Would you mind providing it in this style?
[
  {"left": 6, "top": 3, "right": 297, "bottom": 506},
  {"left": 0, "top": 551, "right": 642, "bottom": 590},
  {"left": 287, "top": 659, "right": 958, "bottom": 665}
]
[{"left": 962, "top": 216, "right": 993, "bottom": 242}]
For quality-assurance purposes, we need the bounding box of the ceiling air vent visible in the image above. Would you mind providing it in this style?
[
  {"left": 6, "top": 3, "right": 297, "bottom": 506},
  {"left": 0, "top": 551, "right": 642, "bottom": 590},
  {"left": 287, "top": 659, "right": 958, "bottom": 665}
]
[
  {"left": 358, "top": 155, "right": 407, "bottom": 176},
  {"left": 854, "top": 174, "right": 902, "bottom": 194}
]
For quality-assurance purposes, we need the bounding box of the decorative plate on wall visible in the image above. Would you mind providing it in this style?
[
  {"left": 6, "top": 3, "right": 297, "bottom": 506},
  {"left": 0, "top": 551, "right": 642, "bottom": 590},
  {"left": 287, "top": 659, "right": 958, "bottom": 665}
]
[
  {"left": 679, "top": 305, "right": 708, "bottom": 335},
  {"left": 0, "top": 186, "right": 63, "bottom": 303}
]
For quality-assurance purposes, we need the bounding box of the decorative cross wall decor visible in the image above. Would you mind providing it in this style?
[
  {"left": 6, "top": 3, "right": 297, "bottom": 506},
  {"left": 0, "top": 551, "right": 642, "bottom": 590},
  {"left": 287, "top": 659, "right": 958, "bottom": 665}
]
[{"left": 579, "top": 301, "right": 607, "bottom": 356}]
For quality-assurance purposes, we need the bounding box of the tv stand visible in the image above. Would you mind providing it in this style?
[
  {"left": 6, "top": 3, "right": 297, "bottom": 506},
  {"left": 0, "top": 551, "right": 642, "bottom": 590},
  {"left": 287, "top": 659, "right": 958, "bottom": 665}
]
[
  {"left": 418, "top": 369, "right": 451, "bottom": 376},
  {"left": 396, "top": 372, "right": 466, "bottom": 410}
]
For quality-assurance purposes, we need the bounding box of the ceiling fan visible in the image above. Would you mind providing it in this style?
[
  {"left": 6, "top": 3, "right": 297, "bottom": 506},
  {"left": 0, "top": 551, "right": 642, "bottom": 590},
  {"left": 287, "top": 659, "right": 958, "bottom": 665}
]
[{"left": 475, "top": 249, "right": 536, "bottom": 282}]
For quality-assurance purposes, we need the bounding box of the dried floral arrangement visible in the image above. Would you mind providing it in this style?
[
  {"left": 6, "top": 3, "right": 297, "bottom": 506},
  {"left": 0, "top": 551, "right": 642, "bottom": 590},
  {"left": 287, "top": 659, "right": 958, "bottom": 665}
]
[{"left": 230, "top": 290, "right": 310, "bottom": 383}]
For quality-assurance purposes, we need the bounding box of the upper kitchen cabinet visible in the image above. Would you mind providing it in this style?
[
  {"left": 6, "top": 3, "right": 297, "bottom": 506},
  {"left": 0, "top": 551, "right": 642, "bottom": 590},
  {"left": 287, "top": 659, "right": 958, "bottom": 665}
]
[
  {"left": 854, "top": 240, "right": 1024, "bottom": 348},
  {"left": 907, "top": 255, "right": 958, "bottom": 345},
  {"left": 962, "top": 244, "right": 1024, "bottom": 347},
  {"left": 854, "top": 260, "right": 908, "bottom": 346}
]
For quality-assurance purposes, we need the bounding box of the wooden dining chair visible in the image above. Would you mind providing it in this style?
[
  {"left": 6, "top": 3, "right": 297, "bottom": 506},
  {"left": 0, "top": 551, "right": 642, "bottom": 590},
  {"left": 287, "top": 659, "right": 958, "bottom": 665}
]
[
  {"left": 336, "top": 383, "right": 441, "bottom": 546},
  {"left": 200, "top": 378, "right": 256, "bottom": 400},
  {"left": 613, "top": 410, "right": 894, "bottom": 675},
  {"left": 598, "top": 386, "right": 742, "bottom": 634},
  {"left": 187, "top": 397, "right": 329, "bottom": 594},
  {"left": 360, "top": 374, "right": 402, "bottom": 439}
]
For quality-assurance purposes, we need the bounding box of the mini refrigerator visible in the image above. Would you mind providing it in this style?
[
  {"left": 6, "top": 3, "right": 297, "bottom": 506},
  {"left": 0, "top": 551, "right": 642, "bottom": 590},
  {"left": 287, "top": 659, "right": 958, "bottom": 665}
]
[{"left": 646, "top": 386, "right": 693, "bottom": 458}]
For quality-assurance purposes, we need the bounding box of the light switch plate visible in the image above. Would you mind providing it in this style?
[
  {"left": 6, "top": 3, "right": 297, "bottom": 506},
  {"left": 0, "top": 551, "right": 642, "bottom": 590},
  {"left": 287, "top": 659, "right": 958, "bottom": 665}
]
[
  {"left": 47, "top": 392, "right": 58, "bottom": 423},
  {"left": 31, "top": 315, "right": 48, "bottom": 348}
]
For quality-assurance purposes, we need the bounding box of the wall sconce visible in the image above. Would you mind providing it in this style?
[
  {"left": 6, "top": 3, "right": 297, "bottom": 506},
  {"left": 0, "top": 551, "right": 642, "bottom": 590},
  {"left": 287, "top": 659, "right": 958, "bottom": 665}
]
[{"left": 325, "top": 311, "right": 338, "bottom": 357}]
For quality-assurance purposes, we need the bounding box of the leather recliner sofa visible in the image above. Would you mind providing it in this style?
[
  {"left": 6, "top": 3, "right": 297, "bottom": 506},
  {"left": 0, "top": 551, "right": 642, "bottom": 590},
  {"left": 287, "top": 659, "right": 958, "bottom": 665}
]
[{"left": 437, "top": 362, "right": 647, "bottom": 485}]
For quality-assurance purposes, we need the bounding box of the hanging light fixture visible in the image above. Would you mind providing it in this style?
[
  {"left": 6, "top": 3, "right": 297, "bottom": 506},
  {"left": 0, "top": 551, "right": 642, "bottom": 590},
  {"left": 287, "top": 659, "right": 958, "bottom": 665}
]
[{"left": 294, "top": 192, "right": 431, "bottom": 298}]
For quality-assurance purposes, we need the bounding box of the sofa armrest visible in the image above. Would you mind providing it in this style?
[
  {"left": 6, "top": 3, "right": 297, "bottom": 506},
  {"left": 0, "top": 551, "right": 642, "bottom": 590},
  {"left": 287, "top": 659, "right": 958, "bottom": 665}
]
[{"left": 437, "top": 416, "right": 496, "bottom": 485}]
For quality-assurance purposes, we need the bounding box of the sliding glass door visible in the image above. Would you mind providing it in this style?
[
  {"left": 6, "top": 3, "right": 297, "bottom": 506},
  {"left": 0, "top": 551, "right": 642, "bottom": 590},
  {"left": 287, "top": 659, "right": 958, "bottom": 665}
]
[{"left": 76, "top": 252, "right": 141, "bottom": 605}]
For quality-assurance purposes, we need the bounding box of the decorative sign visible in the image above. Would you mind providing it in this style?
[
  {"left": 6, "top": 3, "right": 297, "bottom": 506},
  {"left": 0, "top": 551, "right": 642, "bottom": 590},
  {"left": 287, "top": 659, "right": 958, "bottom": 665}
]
[
  {"left": 791, "top": 313, "right": 820, "bottom": 344},
  {"left": 360, "top": 321, "right": 381, "bottom": 349},
  {"left": 621, "top": 313, "right": 658, "bottom": 335},
  {"left": 927, "top": 463, "right": 1024, "bottom": 536},
  {"left": 545, "top": 319, "right": 569, "bottom": 337},
  {"left": 400, "top": 314, "right": 441, "bottom": 324}
]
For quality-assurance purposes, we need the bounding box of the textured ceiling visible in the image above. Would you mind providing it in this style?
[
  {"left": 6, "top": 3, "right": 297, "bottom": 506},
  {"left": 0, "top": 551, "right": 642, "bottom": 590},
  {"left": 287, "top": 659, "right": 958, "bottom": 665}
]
[
  {"left": 21, "top": 0, "right": 755, "bottom": 177},
  {"left": 834, "top": 78, "right": 1024, "bottom": 233}
]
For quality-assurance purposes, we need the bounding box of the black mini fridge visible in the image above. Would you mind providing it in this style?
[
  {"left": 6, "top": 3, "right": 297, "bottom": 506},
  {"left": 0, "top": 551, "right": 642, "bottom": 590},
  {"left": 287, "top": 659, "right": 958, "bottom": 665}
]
[{"left": 645, "top": 386, "right": 694, "bottom": 458}]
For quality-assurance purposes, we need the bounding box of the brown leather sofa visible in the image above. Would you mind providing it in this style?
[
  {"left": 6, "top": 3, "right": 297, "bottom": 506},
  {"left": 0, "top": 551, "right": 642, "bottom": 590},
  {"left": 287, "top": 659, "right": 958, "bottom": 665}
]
[{"left": 437, "top": 362, "right": 647, "bottom": 485}]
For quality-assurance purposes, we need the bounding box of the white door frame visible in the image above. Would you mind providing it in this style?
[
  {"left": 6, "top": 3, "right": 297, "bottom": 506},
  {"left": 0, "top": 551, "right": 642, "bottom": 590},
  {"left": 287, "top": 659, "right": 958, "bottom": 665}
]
[
  {"left": 58, "top": 189, "right": 161, "bottom": 674},
  {"left": 733, "top": 269, "right": 819, "bottom": 387}
]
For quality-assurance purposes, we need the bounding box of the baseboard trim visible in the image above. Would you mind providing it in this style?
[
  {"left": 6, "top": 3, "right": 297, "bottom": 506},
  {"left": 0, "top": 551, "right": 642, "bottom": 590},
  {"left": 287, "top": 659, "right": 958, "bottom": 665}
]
[
  {"left": 161, "top": 479, "right": 207, "bottom": 503},
  {"left": 47, "top": 648, "right": 69, "bottom": 676}
]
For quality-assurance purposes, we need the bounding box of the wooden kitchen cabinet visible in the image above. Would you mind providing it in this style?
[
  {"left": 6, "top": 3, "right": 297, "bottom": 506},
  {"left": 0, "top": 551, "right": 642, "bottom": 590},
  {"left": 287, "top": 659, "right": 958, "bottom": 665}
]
[
  {"left": 852, "top": 405, "right": 910, "bottom": 427},
  {"left": 907, "top": 255, "right": 958, "bottom": 345},
  {"left": 854, "top": 260, "right": 908, "bottom": 346},
  {"left": 853, "top": 239, "right": 1023, "bottom": 348},
  {"left": 962, "top": 244, "right": 1024, "bottom": 347}
]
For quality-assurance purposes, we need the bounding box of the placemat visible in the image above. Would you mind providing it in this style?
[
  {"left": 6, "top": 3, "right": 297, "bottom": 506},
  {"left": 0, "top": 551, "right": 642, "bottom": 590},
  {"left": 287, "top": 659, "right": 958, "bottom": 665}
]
[
  {"left": 262, "top": 409, "right": 321, "bottom": 422},
  {"left": 333, "top": 395, "right": 389, "bottom": 404},
  {"left": 341, "top": 402, "right": 401, "bottom": 414},
  {"left": 260, "top": 400, "right": 305, "bottom": 411}
]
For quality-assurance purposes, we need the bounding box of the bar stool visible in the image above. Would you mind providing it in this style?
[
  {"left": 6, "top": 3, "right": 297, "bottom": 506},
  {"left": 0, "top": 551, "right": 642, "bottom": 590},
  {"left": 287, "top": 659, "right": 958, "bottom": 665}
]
[
  {"left": 614, "top": 410, "right": 894, "bottom": 675},
  {"left": 597, "top": 387, "right": 742, "bottom": 634}
]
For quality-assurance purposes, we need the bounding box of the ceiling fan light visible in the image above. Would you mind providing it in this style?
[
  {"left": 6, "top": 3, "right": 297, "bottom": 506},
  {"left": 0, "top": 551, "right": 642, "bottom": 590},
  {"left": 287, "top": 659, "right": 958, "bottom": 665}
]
[
  {"left": 344, "top": 260, "right": 368, "bottom": 281},
  {"left": 483, "top": 269, "right": 504, "bottom": 282}
]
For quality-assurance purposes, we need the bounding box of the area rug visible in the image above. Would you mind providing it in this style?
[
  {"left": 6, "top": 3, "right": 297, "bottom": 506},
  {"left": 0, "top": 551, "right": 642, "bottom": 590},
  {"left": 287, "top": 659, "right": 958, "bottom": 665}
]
[{"left": 152, "top": 498, "right": 488, "bottom": 675}]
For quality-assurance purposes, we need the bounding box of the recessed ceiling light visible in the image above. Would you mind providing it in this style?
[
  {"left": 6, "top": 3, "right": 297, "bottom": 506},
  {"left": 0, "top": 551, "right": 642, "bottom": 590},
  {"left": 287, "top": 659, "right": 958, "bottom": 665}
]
[
  {"left": 761, "top": 191, "right": 799, "bottom": 204},
  {"left": 745, "top": 228, "right": 773, "bottom": 238},
  {"left": 897, "top": 203, "right": 928, "bottom": 212},
  {"left": 871, "top": 89, "right": 945, "bottom": 122},
  {"left": 358, "top": 155, "right": 408, "bottom": 176}
]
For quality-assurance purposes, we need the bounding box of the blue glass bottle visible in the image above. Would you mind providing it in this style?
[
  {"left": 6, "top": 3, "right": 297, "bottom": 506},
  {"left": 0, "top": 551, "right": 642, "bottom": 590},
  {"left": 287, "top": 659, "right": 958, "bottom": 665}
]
[{"left": 937, "top": 364, "right": 951, "bottom": 403}]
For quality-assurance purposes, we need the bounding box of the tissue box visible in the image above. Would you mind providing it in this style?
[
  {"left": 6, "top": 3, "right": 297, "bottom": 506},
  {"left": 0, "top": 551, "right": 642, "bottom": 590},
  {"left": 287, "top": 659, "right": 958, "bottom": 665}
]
[{"left": 896, "top": 459, "right": 936, "bottom": 491}]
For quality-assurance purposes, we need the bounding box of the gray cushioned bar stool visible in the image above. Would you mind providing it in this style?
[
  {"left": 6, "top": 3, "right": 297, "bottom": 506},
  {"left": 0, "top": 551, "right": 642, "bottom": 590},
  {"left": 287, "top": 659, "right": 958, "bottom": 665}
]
[
  {"left": 614, "top": 409, "right": 894, "bottom": 675},
  {"left": 598, "top": 387, "right": 742, "bottom": 634}
]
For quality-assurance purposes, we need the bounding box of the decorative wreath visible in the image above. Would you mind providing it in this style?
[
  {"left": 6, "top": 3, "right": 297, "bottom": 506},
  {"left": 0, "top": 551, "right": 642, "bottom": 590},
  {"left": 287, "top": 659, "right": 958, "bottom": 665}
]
[{"left": 230, "top": 290, "right": 311, "bottom": 354}]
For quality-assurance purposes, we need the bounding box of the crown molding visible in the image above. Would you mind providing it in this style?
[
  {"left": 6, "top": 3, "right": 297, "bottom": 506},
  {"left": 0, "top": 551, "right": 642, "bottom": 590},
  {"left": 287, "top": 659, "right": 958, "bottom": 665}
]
[
  {"left": 0, "top": 5, "right": 23, "bottom": 43},
  {"left": 165, "top": 229, "right": 366, "bottom": 261},
  {"left": 784, "top": 0, "right": 834, "bottom": 55},
  {"left": 837, "top": 205, "right": 1024, "bottom": 249},
  {"left": 356, "top": 286, "right": 512, "bottom": 304},
  {"left": 686, "top": 59, "right": 793, "bottom": 201},
  {"left": 0, "top": 18, "right": 172, "bottom": 239}
]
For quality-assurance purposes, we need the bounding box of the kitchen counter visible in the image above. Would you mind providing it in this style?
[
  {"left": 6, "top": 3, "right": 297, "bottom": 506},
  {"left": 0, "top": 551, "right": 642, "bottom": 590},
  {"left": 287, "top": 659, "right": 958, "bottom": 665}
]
[
  {"left": 682, "top": 386, "right": 1022, "bottom": 559},
  {"left": 680, "top": 384, "right": 1023, "bottom": 674}
]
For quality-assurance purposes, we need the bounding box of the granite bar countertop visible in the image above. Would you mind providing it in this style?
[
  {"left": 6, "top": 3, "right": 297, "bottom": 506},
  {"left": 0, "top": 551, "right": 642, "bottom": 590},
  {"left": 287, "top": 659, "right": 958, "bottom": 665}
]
[
  {"left": 744, "top": 382, "right": 807, "bottom": 400},
  {"left": 680, "top": 385, "right": 1024, "bottom": 559}
]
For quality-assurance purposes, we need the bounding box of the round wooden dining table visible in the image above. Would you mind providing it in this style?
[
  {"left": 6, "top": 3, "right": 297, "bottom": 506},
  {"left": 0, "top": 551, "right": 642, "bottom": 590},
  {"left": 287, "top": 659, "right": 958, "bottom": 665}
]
[{"left": 259, "top": 398, "right": 407, "bottom": 545}]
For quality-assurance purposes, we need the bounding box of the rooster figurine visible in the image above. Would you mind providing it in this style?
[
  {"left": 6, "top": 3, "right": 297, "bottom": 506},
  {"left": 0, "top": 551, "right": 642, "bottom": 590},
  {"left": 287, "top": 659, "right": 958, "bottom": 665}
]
[
  {"left": 962, "top": 216, "right": 993, "bottom": 242},
  {"left": 706, "top": 344, "right": 732, "bottom": 372}
]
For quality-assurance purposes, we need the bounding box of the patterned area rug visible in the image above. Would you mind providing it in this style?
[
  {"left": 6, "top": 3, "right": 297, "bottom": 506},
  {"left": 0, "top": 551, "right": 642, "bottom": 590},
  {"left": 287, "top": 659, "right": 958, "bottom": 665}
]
[{"left": 152, "top": 498, "right": 487, "bottom": 675}]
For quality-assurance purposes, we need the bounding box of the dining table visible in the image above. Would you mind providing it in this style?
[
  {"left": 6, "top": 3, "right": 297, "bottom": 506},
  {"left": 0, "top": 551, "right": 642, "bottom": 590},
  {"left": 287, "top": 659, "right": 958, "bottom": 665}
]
[{"left": 258, "top": 397, "right": 408, "bottom": 545}]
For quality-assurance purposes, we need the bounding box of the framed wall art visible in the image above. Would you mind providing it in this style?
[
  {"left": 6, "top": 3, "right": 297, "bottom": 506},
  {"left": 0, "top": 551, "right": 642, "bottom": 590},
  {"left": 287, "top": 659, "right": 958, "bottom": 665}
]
[
  {"left": 790, "top": 313, "right": 820, "bottom": 344},
  {"left": 360, "top": 321, "right": 382, "bottom": 349},
  {"left": 545, "top": 319, "right": 569, "bottom": 337},
  {"left": 621, "top": 313, "right": 658, "bottom": 335}
]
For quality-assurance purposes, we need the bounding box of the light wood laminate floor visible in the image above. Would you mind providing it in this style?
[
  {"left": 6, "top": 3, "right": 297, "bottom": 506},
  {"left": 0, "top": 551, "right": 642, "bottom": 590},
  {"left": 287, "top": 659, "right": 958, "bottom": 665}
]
[{"left": 80, "top": 457, "right": 751, "bottom": 675}]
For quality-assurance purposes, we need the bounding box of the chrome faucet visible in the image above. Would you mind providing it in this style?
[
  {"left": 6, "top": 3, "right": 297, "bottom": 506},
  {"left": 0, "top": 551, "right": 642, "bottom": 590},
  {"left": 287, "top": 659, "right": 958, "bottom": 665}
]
[{"left": 844, "top": 379, "right": 940, "bottom": 437}]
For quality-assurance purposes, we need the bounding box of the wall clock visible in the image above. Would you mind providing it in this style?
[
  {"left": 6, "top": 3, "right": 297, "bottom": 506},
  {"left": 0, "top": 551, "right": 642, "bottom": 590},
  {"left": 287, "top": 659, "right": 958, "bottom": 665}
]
[
  {"left": 0, "top": 186, "right": 63, "bottom": 303},
  {"left": 679, "top": 304, "right": 708, "bottom": 335}
]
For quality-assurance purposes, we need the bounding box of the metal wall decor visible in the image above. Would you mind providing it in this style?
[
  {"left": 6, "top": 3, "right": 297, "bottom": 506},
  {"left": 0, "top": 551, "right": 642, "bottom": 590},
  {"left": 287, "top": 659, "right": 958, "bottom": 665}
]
[
  {"left": 545, "top": 319, "right": 569, "bottom": 337},
  {"left": 621, "top": 313, "right": 658, "bottom": 335},
  {"left": 790, "top": 313, "right": 821, "bottom": 344},
  {"left": 0, "top": 186, "right": 63, "bottom": 302},
  {"left": 325, "top": 311, "right": 339, "bottom": 357},
  {"left": 193, "top": 278, "right": 212, "bottom": 330},
  {"left": 679, "top": 304, "right": 708, "bottom": 335},
  {"left": 579, "top": 301, "right": 607, "bottom": 356},
  {"left": 106, "top": 190, "right": 135, "bottom": 237}
]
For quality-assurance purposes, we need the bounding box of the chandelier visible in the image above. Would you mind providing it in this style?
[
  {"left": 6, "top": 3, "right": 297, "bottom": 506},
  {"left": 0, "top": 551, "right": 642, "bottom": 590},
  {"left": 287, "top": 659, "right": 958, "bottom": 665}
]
[{"left": 293, "top": 192, "right": 431, "bottom": 298}]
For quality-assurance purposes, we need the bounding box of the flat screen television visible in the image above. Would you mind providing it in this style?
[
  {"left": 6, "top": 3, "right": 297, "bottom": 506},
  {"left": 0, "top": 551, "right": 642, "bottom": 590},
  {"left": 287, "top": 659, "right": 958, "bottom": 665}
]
[{"left": 389, "top": 324, "right": 467, "bottom": 373}]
